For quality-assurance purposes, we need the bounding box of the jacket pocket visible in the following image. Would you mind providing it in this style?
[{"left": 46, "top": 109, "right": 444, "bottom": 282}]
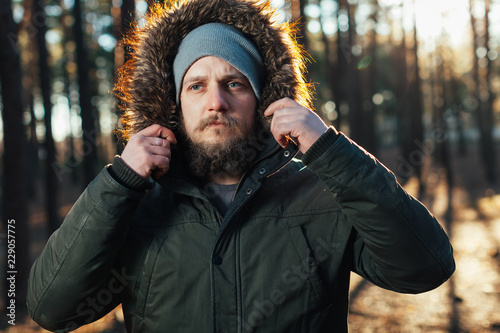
[
  {"left": 134, "top": 235, "right": 166, "bottom": 319},
  {"left": 287, "top": 224, "right": 333, "bottom": 312}
]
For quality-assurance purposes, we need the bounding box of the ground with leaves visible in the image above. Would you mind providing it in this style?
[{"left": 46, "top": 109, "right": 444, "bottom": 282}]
[{"left": 2, "top": 145, "right": 500, "bottom": 333}]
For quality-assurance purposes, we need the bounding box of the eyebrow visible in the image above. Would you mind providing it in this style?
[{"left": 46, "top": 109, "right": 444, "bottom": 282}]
[{"left": 183, "top": 73, "right": 248, "bottom": 86}]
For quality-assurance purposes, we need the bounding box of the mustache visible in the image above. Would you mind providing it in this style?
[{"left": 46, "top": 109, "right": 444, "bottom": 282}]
[{"left": 196, "top": 114, "right": 240, "bottom": 131}]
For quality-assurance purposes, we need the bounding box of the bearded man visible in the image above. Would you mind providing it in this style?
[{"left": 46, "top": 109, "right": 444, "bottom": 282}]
[{"left": 28, "top": 1, "right": 455, "bottom": 332}]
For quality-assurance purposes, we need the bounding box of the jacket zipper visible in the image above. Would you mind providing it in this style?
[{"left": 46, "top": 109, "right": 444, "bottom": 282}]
[{"left": 212, "top": 143, "right": 295, "bottom": 332}]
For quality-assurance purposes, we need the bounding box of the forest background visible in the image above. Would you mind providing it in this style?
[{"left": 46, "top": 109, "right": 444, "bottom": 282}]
[{"left": 0, "top": 0, "right": 499, "bottom": 332}]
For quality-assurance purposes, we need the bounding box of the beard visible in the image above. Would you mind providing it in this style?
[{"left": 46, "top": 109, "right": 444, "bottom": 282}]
[{"left": 177, "top": 112, "right": 267, "bottom": 181}]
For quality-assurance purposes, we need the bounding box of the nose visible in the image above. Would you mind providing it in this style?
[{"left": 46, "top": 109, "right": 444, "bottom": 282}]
[{"left": 207, "top": 85, "right": 229, "bottom": 112}]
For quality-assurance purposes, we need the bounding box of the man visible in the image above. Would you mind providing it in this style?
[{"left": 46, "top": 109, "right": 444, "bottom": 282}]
[{"left": 27, "top": 0, "right": 455, "bottom": 332}]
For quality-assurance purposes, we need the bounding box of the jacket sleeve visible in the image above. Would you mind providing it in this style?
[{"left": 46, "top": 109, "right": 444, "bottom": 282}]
[
  {"left": 27, "top": 163, "right": 147, "bottom": 332},
  {"left": 303, "top": 128, "right": 455, "bottom": 294}
]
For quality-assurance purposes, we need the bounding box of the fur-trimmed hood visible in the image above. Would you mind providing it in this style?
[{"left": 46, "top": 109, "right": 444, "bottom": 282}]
[{"left": 114, "top": 0, "right": 312, "bottom": 141}]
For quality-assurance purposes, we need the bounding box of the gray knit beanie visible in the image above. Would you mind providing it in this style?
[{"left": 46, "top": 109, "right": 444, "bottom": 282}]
[{"left": 173, "top": 23, "right": 264, "bottom": 103}]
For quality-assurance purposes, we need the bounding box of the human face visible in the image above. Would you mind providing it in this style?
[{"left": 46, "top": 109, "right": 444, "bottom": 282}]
[{"left": 179, "top": 56, "right": 258, "bottom": 146}]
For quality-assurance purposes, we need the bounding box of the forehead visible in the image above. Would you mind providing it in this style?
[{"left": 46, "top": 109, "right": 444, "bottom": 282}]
[{"left": 183, "top": 56, "right": 246, "bottom": 81}]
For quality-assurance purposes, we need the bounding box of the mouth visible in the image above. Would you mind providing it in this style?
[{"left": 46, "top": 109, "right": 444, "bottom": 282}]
[{"left": 208, "top": 120, "right": 226, "bottom": 127}]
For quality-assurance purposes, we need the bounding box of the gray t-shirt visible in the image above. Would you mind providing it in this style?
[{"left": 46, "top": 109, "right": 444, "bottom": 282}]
[{"left": 205, "top": 183, "right": 238, "bottom": 215}]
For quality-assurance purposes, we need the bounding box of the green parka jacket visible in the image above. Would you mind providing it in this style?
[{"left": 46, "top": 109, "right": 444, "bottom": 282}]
[
  {"left": 27, "top": 0, "right": 455, "bottom": 332},
  {"left": 27, "top": 129, "right": 455, "bottom": 332}
]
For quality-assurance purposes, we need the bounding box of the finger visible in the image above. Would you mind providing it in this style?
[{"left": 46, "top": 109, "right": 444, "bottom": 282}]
[
  {"left": 146, "top": 146, "right": 172, "bottom": 160},
  {"left": 145, "top": 136, "right": 171, "bottom": 149},
  {"left": 139, "top": 124, "right": 177, "bottom": 144},
  {"left": 264, "top": 97, "right": 296, "bottom": 117},
  {"left": 158, "top": 128, "right": 177, "bottom": 145},
  {"left": 268, "top": 116, "right": 291, "bottom": 148},
  {"left": 151, "top": 154, "right": 170, "bottom": 170}
]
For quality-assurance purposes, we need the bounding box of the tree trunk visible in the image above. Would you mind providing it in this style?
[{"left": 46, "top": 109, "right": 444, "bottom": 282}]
[
  {"left": 396, "top": 1, "right": 424, "bottom": 187},
  {"left": 34, "top": 0, "right": 60, "bottom": 232},
  {"left": 22, "top": 0, "right": 40, "bottom": 200},
  {"left": 345, "top": 2, "right": 364, "bottom": 145},
  {"left": 361, "top": 0, "right": 379, "bottom": 156},
  {"left": 121, "top": 0, "right": 135, "bottom": 64},
  {"left": 408, "top": 0, "right": 424, "bottom": 188},
  {"left": 74, "top": 0, "right": 100, "bottom": 186},
  {"left": 335, "top": 1, "right": 351, "bottom": 130},
  {"left": 319, "top": 18, "right": 339, "bottom": 128},
  {"left": 483, "top": 0, "right": 496, "bottom": 183},
  {"left": 469, "top": 0, "right": 496, "bottom": 183},
  {"left": 297, "top": 0, "right": 309, "bottom": 54},
  {"left": 0, "top": 0, "right": 31, "bottom": 311},
  {"left": 435, "top": 37, "right": 453, "bottom": 198},
  {"left": 59, "top": 4, "right": 80, "bottom": 185},
  {"left": 395, "top": 3, "right": 412, "bottom": 183}
]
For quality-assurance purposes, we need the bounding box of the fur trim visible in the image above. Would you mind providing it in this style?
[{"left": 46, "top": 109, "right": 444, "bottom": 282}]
[{"left": 114, "top": 0, "right": 313, "bottom": 142}]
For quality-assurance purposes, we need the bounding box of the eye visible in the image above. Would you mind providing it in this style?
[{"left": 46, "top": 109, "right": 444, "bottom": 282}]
[
  {"left": 228, "top": 81, "right": 242, "bottom": 88},
  {"left": 190, "top": 84, "right": 202, "bottom": 91}
]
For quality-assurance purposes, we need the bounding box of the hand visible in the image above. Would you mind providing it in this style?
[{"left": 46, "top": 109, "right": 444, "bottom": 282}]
[
  {"left": 264, "top": 98, "right": 329, "bottom": 154},
  {"left": 120, "top": 124, "right": 177, "bottom": 179}
]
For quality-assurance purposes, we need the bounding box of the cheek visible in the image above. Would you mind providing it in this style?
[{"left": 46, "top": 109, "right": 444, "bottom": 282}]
[
  {"left": 180, "top": 102, "right": 200, "bottom": 128},
  {"left": 242, "top": 101, "right": 257, "bottom": 126}
]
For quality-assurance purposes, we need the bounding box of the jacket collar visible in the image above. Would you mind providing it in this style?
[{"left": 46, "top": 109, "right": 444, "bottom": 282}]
[{"left": 156, "top": 133, "right": 299, "bottom": 198}]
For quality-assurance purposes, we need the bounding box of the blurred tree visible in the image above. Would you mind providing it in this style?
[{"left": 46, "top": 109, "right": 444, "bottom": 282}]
[
  {"left": 407, "top": 0, "right": 424, "bottom": 188},
  {"left": 469, "top": 0, "right": 496, "bottom": 183},
  {"left": 394, "top": 3, "right": 409, "bottom": 170},
  {"left": 482, "top": 0, "right": 496, "bottom": 183},
  {"left": 59, "top": 2, "right": 80, "bottom": 185},
  {"left": 396, "top": 1, "right": 424, "bottom": 188},
  {"left": 335, "top": 0, "right": 350, "bottom": 131},
  {"left": 121, "top": 0, "right": 135, "bottom": 64},
  {"left": 449, "top": 78, "right": 467, "bottom": 157},
  {"left": 342, "top": 0, "right": 364, "bottom": 147},
  {"left": 297, "top": 0, "right": 309, "bottom": 54},
  {"left": 434, "top": 35, "right": 453, "bottom": 194},
  {"left": 74, "top": 0, "right": 100, "bottom": 186},
  {"left": 0, "top": 0, "right": 31, "bottom": 309},
  {"left": 21, "top": 0, "right": 40, "bottom": 200},
  {"left": 112, "top": 0, "right": 136, "bottom": 154},
  {"left": 114, "top": 0, "right": 135, "bottom": 69},
  {"left": 34, "top": 0, "right": 60, "bottom": 232},
  {"left": 319, "top": 2, "right": 339, "bottom": 127},
  {"left": 360, "top": 0, "right": 379, "bottom": 156}
]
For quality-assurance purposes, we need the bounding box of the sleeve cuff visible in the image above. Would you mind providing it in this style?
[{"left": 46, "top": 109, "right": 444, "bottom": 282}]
[
  {"left": 107, "top": 156, "right": 152, "bottom": 192},
  {"left": 301, "top": 127, "right": 340, "bottom": 165}
]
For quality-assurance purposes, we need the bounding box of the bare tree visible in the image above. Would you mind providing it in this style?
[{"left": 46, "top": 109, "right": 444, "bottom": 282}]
[
  {"left": 121, "top": 0, "right": 135, "bottom": 64},
  {"left": 341, "top": 0, "right": 364, "bottom": 146},
  {"left": 360, "top": 0, "right": 379, "bottom": 155},
  {"left": 33, "top": 0, "right": 60, "bottom": 232},
  {"left": 0, "top": 0, "right": 31, "bottom": 310},
  {"left": 18, "top": 0, "right": 40, "bottom": 200},
  {"left": 469, "top": 0, "right": 496, "bottom": 183},
  {"left": 334, "top": 1, "right": 350, "bottom": 130},
  {"left": 74, "top": 0, "right": 100, "bottom": 186},
  {"left": 482, "top": 0, "right": 496, "bottom": 183},
  {"left": 394, "top": 3, "right": 409, "bottom": 169},
  {"left": 319, "top": 3, "right": 339, "bottom": 128},
  {"left": 59, "top": 1, "right": 80, "bottom": 185},
  {"left": 395, "top": 1, "right": 424, "bottom": 188},
  {"left": 407, "top": 0, "right": 424, "bottom": 186},
  {"left": 433, "top": 31, "right": 454, "bottom": 195}
]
